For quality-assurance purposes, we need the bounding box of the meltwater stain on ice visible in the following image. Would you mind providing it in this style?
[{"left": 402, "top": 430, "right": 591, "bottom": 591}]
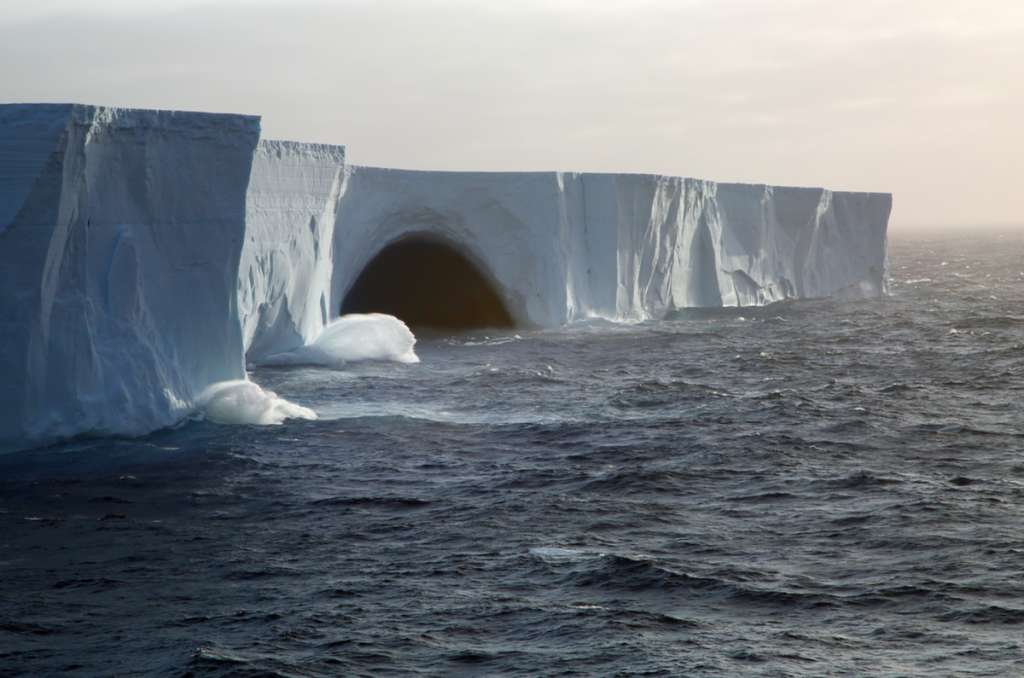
[
  {"left": 260, "top": 313, "right": 419, "bottom": 367},
  {"left": 197, "top": 380, "right": 317, "bottom": 426}
]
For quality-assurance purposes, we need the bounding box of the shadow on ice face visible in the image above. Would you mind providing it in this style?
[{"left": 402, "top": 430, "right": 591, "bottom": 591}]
[{"left": 340, "top": 236, "right": 516, "bottom": 332}]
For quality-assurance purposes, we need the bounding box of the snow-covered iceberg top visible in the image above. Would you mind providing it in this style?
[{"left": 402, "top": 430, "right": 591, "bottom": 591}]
[{"left": 0, "top": 103, "right": 891, "bottom": 450}]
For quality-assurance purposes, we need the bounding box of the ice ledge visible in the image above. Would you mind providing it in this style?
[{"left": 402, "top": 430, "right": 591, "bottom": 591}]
[
  {"left": 354, "top": 164, "right": 890, "bottom": 198},
  {"left": 1, "top": 102, "right": 260, "bottom": 133},
  {"left": 259, "top": 139, "right": 346, "bottom": 162}
]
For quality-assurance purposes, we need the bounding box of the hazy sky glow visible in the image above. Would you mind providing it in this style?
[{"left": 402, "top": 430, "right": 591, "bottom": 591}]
[{"left": 2, "top": 0, "right": 1021, "bottom": 230}]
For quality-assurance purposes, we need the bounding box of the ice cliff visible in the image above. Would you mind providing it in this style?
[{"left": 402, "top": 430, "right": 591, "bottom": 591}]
[
  {"left": 328, "top": 168, "right": 890, "bottom": 331},
  {"left": 0, "top": 103, "right": 891, "bottom": 449},
  {"left": 0, "top": 104, "right": 259, "bottom": 448},
  {"left": 238, "top": 140, "right": 347, "bottom": 358}
]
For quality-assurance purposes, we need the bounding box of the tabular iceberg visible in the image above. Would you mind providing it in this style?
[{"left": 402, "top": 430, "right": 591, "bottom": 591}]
[
  {"left": 327, "top": 167, "right": 890, "bottom": 331},
  {"left": 0, "top": 103, "right": 891, "bottom": 449},
  {"left": 0, "top": 104, "right": 259, "bottom": 448}
]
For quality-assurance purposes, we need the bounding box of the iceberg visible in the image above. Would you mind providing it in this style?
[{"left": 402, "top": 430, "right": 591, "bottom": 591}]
[
  {"left": 238, "top": 140, "right": 347, "bottom": 359},
  {"left": 328, "top": 167, "right": 891, "bottom": 329},
  {"left": 0, "top": 104, "right": 259, "bottom": 448},
  {"left": 0, "top": 103, "right": 892, "bottom": 449}
]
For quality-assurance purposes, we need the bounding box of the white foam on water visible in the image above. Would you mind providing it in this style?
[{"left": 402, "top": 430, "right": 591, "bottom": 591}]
[
  {"left": 260, "top": 314, "right": 419, "bottom": 367},
  {"left": 529, "top": 547, "right": 603, "bottom": 563},
  {"left": 197, "top": 380, "right": 318, "bottom": 426},
  {"left": 311, "top": 399, "right": 578, "bottom": 427}
]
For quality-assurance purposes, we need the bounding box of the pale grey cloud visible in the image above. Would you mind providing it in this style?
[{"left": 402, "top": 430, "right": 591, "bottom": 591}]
[{"left": 1, "top": 0, "right": 1021, "bottom": 230}]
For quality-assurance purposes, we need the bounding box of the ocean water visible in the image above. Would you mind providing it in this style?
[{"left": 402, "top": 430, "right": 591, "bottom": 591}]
[{"left": 1, "top": 230, "right": 1022, "bottom": 677}]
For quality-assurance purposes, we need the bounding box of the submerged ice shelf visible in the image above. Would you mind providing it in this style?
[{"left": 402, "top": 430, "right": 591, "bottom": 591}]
[{"left": 0, "top": 103, "right": 891, "bottom": 450}]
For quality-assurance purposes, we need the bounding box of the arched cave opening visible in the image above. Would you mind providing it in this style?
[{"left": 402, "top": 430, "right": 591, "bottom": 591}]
[{"left": 340, "top": 237, "right": 516, "bottom": 331}]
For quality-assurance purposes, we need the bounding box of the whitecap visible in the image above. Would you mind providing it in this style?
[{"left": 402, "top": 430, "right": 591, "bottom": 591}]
[{"left": 529, "top": 547, "right": 602, "bottom": 562}]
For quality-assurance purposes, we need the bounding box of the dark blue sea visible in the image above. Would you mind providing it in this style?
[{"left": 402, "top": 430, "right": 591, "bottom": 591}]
[{"left": 2, "top": 230, "right": 1023, "bottom": 677}]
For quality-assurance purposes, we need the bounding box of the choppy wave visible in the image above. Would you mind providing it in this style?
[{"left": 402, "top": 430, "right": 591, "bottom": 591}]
[{"left": 4, "top": 231, "right": 1024, "bottom": 677}]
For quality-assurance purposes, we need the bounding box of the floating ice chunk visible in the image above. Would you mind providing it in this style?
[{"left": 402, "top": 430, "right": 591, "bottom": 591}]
[
  {"left": 261, "top": 313, "right": 419, "bottom": 367},
  {"left": 197, "top": 380, "right": 317, "bottom": 425}
]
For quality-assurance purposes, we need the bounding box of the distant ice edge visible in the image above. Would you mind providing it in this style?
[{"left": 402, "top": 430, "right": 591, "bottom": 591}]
[{"left": 0, "top": 103, "right": 891, "bottom": 450}]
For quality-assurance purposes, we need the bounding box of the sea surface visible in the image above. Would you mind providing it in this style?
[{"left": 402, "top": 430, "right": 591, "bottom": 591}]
[{"left": 2, "top": 230, "right": 1023, "bottom": 677}]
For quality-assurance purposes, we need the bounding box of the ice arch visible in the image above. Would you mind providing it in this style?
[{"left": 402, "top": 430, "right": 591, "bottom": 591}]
[{"left": 340, "top": 235, "right": 516, "bottom": 330}]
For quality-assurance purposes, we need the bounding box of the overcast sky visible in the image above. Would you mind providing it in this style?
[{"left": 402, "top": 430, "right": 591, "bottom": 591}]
[{"left": 2, "top": 0, "right": 1021, "bottom": 230}]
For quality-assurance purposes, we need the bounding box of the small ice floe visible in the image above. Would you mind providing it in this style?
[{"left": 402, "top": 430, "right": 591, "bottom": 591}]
[
  {"left": 261, "top": 313, "right": 419, "bottom": 367},
  {"left": 197, "top": 380, "right": 317, "bottom": 426}
]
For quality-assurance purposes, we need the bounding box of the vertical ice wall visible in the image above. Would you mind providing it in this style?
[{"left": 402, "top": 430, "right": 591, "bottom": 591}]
[
  {"left": 0, "top": 104, "right": 259, "bottom": 447},
  {"left": 323, "top": 168, "right": 891, "bottom": 329},
  {"left": 238, "top": 140, "right": 347, "bottom": 359},
  {"left": 586, "top": 176, "right": 892, "bottom": 314}
]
